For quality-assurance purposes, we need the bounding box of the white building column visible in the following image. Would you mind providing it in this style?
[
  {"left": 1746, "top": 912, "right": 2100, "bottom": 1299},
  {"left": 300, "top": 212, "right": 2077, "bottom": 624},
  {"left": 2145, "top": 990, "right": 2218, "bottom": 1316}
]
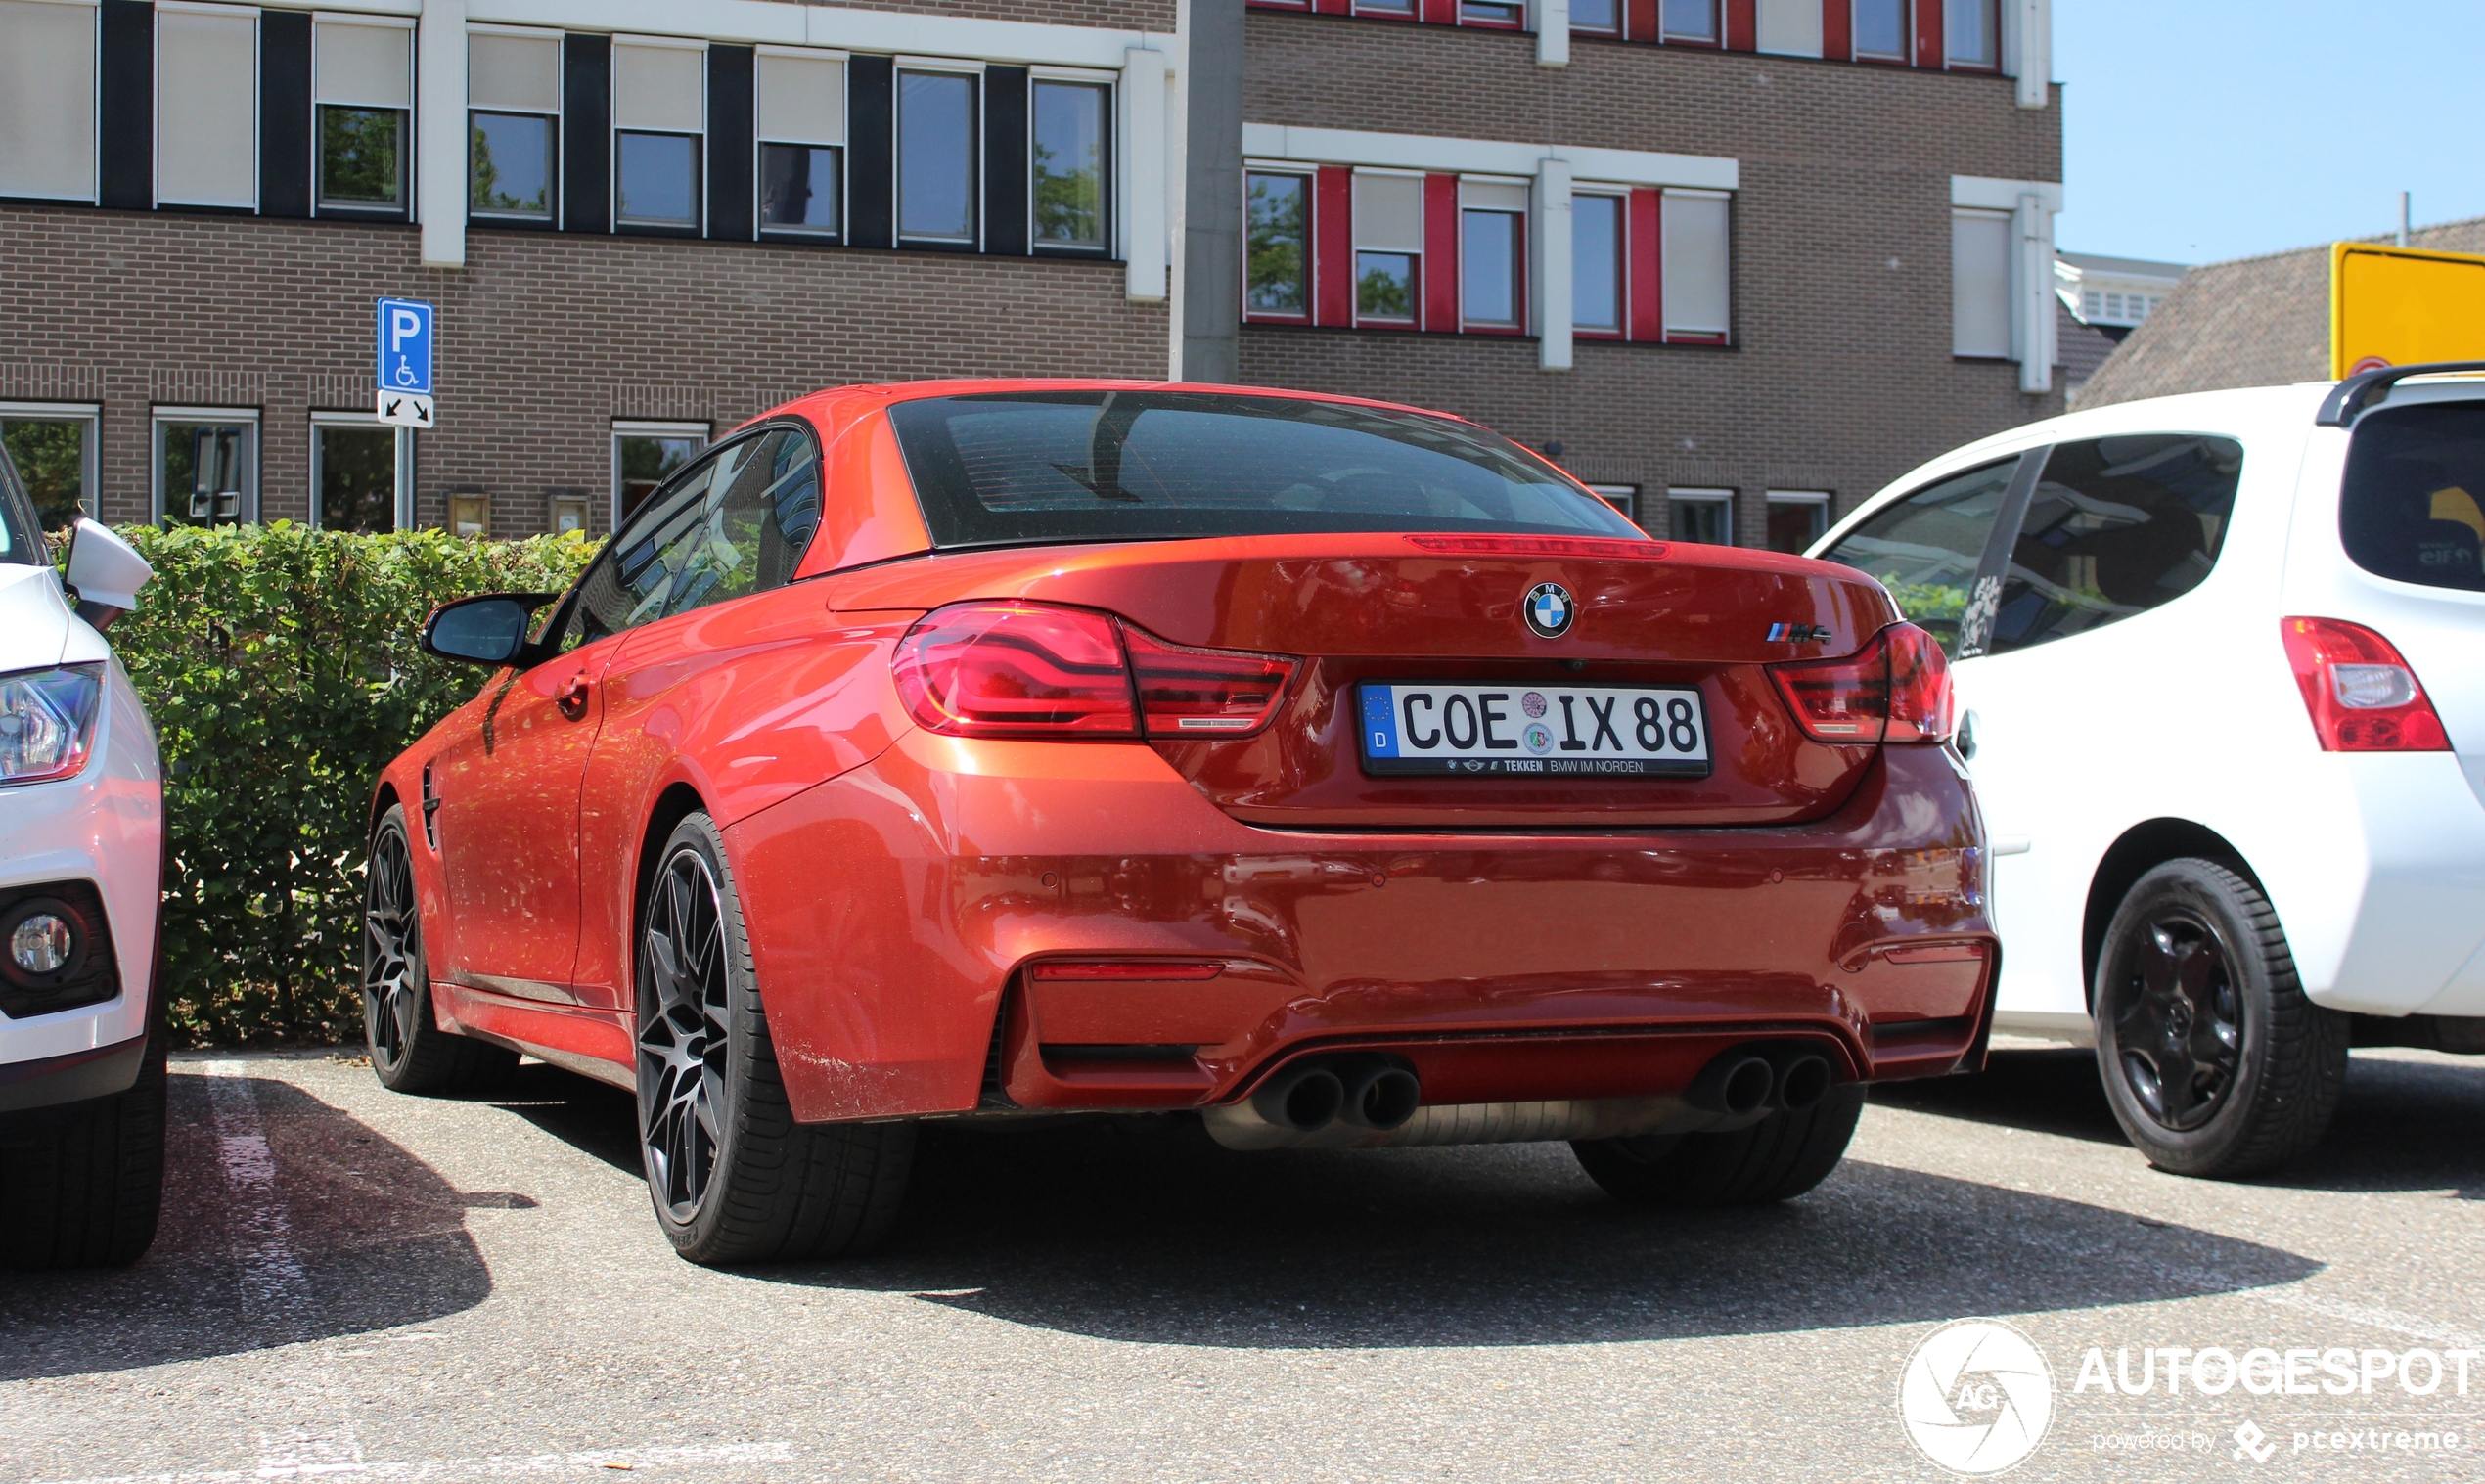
[
  {"left": 1534, "top": 0, "right": 1569, "bottom": 67},
  {"left": 1123, "top": 46, "right": 1171, "bottom": 304},
  {"left": 2010, "top": 0, "right": 2050, "bottom": 110},
  {"left": 417, "top": 0, "right": 468, "bottom": 268},
  {"left": 1533, "top": 157, "right": 1573, "bottom": 371},
  {"left": 2013, "top": 191, "right": 2056, "bottom": 393}
]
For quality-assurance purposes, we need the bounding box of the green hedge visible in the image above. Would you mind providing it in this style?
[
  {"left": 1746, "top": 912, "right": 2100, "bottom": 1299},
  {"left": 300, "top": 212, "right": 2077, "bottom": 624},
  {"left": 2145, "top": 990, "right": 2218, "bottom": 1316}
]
[{"left": 100, "top": 523, "right": 601, "bottom": 1046}]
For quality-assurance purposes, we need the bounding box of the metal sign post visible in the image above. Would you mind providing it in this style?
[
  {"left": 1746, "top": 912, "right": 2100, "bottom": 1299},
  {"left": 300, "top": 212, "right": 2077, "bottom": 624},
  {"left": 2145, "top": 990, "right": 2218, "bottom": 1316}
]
[{"left": 375, "top": 297, "right": 436, "bottom": 427}]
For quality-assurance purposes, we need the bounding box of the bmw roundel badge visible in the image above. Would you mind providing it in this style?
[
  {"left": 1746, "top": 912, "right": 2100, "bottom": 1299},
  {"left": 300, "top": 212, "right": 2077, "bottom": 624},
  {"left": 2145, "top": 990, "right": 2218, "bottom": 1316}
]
[{"left": 1522, "top": 581, "right": 1575, "bottom": 639}]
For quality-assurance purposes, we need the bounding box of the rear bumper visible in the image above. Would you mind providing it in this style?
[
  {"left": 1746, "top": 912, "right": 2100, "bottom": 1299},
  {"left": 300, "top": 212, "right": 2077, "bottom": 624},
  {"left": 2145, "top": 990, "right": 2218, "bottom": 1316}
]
[{"left": 729, "top": 732, "right": 1995, "bottom": 1123}]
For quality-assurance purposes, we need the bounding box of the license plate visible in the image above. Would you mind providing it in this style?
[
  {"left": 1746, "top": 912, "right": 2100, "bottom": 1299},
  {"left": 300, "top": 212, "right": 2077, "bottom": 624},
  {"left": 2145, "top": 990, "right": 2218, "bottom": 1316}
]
[{"left": 1356, "top": 682, "right": 1712, "bottom": 778}]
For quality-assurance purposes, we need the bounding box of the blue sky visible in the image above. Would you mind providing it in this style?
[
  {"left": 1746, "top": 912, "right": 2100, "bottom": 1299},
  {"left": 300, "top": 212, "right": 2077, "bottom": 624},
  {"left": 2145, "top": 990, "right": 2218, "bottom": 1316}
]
[{"left": 2055, "top": 0, "right": 2485, "bottom": 267}]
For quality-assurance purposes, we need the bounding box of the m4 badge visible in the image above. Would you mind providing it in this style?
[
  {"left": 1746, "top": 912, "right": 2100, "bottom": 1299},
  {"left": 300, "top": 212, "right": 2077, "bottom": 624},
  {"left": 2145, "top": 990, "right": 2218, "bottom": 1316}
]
[{"left": 1766, "top": 622, "right": 1834, "bottom": 643}]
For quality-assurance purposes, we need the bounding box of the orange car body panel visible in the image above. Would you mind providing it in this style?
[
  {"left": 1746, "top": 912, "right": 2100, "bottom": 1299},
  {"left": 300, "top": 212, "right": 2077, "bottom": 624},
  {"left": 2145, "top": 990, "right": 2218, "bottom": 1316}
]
[{"left": 378, "top": 379, "right": 1997, "bottom": 1118}]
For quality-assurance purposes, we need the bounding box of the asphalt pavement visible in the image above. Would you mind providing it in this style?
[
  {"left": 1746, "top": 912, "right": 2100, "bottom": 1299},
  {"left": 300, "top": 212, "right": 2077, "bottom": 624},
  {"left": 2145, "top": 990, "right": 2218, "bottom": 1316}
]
[{"left": 7, "top": 1044, "right": 2485, "bottom": 1482}]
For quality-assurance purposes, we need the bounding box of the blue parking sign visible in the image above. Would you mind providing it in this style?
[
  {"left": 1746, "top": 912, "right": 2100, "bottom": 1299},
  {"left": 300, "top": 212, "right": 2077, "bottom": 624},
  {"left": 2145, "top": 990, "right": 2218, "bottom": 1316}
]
[{"left": 376, "top": 298, "right": 433, "bottom": 396}]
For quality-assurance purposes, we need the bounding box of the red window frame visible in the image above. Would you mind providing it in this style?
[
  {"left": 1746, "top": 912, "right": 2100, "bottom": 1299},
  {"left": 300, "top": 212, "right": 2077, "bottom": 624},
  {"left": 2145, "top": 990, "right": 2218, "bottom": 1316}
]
[
  {"left": 1422, "top": 173, "right": 1461, "bottom": 332},
  {"left": 1571, "top": 189, "right": 1631, "bottom": 342},
  {"left": 1241, "top": 167, "right": 1317, "bottom": 326}
]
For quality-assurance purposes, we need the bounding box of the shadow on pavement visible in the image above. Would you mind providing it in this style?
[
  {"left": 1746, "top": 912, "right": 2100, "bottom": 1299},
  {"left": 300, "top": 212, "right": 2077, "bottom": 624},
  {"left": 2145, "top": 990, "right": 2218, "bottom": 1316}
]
[
  {"left": 1870, "top": 1049, "right": 2126, "bottom": 1146},
  {"left": 798, "top": 1113, "right": 2317, "bottom": 1349},
  {"left": 0, "top": 1069, "right": 495, "bottom": 1382}
]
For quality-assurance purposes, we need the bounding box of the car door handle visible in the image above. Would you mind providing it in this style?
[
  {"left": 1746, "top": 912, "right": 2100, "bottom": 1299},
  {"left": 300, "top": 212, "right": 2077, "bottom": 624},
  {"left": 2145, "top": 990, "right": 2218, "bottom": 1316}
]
[{"left": 555, "top": 675, "right": 591, "bottom": 721}]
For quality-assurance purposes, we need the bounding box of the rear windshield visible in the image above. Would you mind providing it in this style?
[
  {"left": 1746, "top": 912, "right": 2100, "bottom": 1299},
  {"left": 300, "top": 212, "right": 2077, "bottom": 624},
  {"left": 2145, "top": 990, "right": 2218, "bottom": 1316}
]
[
  {"left": 2342, "top": 402, "right": 2485, "bottom": 591},
  {"left": 886, "top": 390, "right": 1641, "bottom": 548}
]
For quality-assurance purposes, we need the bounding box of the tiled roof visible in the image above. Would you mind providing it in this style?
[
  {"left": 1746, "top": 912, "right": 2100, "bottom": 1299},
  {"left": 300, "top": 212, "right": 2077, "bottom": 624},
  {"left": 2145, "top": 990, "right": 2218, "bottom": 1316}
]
[
  {"left": 2070, "top": 217, "right": 2485, "bottom": 410},
  {"left": 2056, "top": 300, "right": 2119, "bottom": 395}
]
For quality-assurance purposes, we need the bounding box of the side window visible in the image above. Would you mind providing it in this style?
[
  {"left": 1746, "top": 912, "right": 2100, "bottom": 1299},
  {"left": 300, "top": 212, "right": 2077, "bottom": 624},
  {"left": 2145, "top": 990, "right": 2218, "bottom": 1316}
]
[
  {"left": 2339, "top": 402, "right": 2485, "bottom": 592},
  {"left": 1988, "top": 434, "right": 2243, "bottom": 653},
  {"left": 557, "top": 425, "right": 823, "bottom": 651},
  {"left": 1820, "top": 458, "right": 2018, "bottom": 656}
]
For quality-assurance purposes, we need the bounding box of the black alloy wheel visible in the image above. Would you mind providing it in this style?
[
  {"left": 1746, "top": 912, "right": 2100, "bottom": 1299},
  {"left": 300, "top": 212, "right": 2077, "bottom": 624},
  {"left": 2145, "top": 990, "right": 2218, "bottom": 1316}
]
[
  {"left": 2092, "top": 858, "right": 2347, "bottom": 1179},
  {"left": 362, "top": 805, "right": 517, "bottom": 1095},
  {"left": 637, "top": 842, "right": 731, "bottom": 1224},
  {"left": 2102, "top": 908, "right": 2243, "bottom": 1132},
  {"left": 631, "top": 812, "right": 916, "bottom": 1265}
]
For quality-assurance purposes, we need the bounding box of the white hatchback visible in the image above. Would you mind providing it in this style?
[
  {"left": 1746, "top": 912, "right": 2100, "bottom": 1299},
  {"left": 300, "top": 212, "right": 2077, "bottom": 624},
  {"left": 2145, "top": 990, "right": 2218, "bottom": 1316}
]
[
  {"left": 0, "top": 441, "right": 165, "bottom": 1267},
  {"left": 1813, "top": 368, "right": 2485, "bottom": 1177}
]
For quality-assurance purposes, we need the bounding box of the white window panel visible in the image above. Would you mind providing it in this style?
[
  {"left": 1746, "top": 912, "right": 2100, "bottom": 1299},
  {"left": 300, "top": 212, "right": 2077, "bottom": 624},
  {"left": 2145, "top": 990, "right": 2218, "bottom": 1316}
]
[
  {"left": 613, "top": 38, "right": 706, "bottom": 134},
  {"left": 158, "top": 4, "right": 258, "bottom": 209},
  {"left": 758, "top": 49, "right": 845, "bottom": 146},
  {"left": 1460, "top": 178, "right": 1529, "bottom": 213},
  {"left": 1353, "top": 171, "right": 1423, "bottom": 253},
  {"left": 470, "top": 30, "right": 561, "bottom": 113},
  {"left": 1662, "top": 189, "right": 1730, "bottom": 336},
  {"left": 1755, "top": 0, "right": 1822, "bottom": 55},
  {"left": 315, "top": 19, "right": 411, "bottom": 109},
  {"left": 1952, "top": 208, "right": 2011, "bottom": 356},
  {"left": 0, "top": 1, "right": 98, "bottom": 202}
]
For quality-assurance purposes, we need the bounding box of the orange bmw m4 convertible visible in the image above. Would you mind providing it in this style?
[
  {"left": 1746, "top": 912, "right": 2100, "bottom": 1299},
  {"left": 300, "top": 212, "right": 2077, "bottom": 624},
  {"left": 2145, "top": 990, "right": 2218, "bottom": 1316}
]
[{"left": 369, "top": 381, "right": 1994, "bottom": 1264}]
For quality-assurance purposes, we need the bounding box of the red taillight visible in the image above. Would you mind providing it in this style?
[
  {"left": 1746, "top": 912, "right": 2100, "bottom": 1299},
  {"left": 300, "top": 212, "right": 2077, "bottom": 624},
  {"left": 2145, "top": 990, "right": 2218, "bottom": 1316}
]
[
  {"left": 2280, "top": 616, "right": 2451, "bottom": 751},
  {"left": 892, "top": 603, "right": 1297, "bottom": 741},
  {"left": 1768, "top": 623, "right": 1955, "bottom": 745},
  {"left": 1123, "top": 626, "right": 1295, "bottom": 736}
]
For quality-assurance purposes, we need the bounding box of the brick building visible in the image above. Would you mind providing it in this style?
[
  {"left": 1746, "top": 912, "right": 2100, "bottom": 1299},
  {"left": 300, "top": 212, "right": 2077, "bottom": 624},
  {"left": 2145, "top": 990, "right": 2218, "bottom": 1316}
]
[{"left": 0, "top": 0, "right": 2063, "bottom": 549}]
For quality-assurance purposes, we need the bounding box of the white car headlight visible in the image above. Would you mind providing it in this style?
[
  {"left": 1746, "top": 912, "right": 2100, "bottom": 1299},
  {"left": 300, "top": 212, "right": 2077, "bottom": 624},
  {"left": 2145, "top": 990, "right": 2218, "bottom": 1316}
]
[{"left": 0, "top": 664, "right": 105, "bottom": 786}]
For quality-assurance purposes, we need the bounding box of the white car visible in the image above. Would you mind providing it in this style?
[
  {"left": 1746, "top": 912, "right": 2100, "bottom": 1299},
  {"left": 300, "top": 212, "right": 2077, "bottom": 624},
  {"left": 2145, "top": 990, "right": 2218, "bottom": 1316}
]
[
  {"left": 1812, "top": 366, "right": 2485, "bottom": 1177},
  {"left": 0, "top": 442, "right": 165, "bottom": 1267}
]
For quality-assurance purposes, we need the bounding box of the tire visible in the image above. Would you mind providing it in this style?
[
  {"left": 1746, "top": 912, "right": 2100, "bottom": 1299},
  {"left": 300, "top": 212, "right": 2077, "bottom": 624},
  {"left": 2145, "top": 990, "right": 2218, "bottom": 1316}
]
[
  {"left": 2093, "top": 858, "right": 2347, "bottom": 1179},
  {"left": 363, "top": 805, "right": 519, "bottom": 1096},
  {"left": 635, "top": 812, "right": 914, "bottom": 1266},
  {"left": 0, "top": 1029, "right": 166, "bottom": 1271},
  {"left": 1570, "top": 1084, "right": 1865, "bottom": 1208}
]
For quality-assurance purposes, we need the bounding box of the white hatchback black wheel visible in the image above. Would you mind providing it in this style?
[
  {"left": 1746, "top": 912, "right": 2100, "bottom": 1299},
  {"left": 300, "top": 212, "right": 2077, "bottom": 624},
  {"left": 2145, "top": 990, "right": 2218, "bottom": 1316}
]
[
  {"left": 633, "top": 812, "right": 915, "bottom": 1265},
  {"left": 2094, "top": 858, "right": 2347, "bottom": 1178}
]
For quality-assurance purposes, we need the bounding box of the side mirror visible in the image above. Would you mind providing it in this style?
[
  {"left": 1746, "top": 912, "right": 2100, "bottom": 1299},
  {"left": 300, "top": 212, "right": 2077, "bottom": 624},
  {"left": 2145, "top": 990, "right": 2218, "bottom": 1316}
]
[
  {"left": 421, "top": 593, "right": 555, "bottom": 667},
  {"left": 63, "top": 519, "right": 154, "bottom": 631}
]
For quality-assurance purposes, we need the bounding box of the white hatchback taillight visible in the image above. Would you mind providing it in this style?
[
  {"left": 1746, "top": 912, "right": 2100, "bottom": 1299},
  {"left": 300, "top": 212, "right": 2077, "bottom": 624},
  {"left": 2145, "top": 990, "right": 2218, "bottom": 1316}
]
[
  {"left": 892, "top": 603, "right": 1296, "bottom": 741},
  {"left": 2280, "top": 616, "right": 2452, "bottom": 752}
]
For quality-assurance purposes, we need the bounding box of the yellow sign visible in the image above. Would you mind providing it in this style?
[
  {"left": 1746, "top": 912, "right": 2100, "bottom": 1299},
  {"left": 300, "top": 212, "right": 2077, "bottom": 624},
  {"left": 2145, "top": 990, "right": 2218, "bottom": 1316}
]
[{"left": 2330, "top": 243, "right": 2485, "bottom": 380}]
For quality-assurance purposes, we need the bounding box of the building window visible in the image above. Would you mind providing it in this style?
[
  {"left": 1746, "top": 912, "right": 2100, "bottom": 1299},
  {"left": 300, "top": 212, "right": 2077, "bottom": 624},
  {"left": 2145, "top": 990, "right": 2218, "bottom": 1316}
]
[
  {"left": 757, "top": 48, "right": 845, "bottom": 238},
  {"left": 310, "top": 414, "right": 407, "bottom": 533},
  {"left": 1669, "top": 489, "right": 1734, "bottom": 546},
  {"left": 1662, "top": 189, "right": 1731, "bottom": 340},
  {"left": 1354, "top": 0, "right": 1416, "bottom": 14},
  {"left": 471, "top": 30, "right": 562, "bottom": 221},
  {"left": 1031, "top": 79, "right": 1108, "bottom": 251},
  {"left": 898, "top": 68, "right": 979, "bottom": 245},
  {"left": 0, "top": 404, "right": 99, "bottom": 530},
  {"left": 0, "top": 0, "right": 98, "bottom": 202},
  {"left": 1354, "top": 172, "right": 1423, "bottom": 326},
  {"left": 1571, "top": 0, "right": 1621, "bottom": 32},
  {"left": 1662, "top": 0, "right": 1719, "bottom": 43},
  {"left": 1953, "top": 208, "right": 2011, "bottom": 357},
  {"left": 613, "top": 38, "right": 706, "bottom": 232},
  {"left": 1947, "top": 0, "right": 1998, "bottom": 67},
  {"left": 1766, "top": 491, "right": 1830, "bottom": 554},
  {"left": 1460, "top": 2, "right": 1525, "bottom": 25},
  {"left": 613, "top": 421, "right": 708, "bottom": 528},
  {"left": 1246, "top": 170, "right": 1312, "bottom": 318},
  {"left": 1853, "top": 0, "right": 1908, "bottom": 60},
  {"left": 157, "top": 4, "right": 259, "bottom": 209},
  {"left": 1757, "top": 0, "right": 1824, "bottom": 55},
  {"left": 1461, "top": 179, "right": 1528, "bottom": 331},
  {"left": 1573, "top": 192, "right": 1625, "bottom": 336},
  {"left": 154, "top": 410, "right": 259, "bottom": 527},
  {"left": 315, "top": 19, "right": 412, "bottom": 213},
  {"left": 1588, "top": 485, "right": 1639, "bottom": 522}
]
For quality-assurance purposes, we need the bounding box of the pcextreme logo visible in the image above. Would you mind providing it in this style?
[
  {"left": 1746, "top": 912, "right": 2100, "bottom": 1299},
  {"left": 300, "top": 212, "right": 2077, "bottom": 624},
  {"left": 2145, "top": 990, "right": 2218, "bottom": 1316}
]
[{"left": 1900, "top": 1319, "right": 2058, "bottom": 1474}]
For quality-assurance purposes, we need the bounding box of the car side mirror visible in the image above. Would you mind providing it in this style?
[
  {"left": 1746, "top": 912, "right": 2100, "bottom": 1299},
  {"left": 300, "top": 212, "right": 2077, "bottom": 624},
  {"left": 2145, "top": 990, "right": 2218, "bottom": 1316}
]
[
  {"left": 421, "top": 593, "right": 555, "bottom": 667},
  {"left": 63, "top": 518, "right": 154, "bottom": 631}
]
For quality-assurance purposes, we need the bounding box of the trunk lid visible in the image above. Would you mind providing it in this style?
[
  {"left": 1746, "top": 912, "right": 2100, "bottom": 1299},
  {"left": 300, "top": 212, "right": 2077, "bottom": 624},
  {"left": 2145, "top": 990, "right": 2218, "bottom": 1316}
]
[{"left": 827, "top": 533, "right": 1904, "bottom": 828}]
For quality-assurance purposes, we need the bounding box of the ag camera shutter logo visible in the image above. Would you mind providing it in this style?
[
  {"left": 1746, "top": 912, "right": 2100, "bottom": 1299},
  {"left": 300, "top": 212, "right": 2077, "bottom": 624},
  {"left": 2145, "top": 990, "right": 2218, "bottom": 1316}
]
[{"left": 1899, "top": 1319, "right": 2056, "bottom": 1474}]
